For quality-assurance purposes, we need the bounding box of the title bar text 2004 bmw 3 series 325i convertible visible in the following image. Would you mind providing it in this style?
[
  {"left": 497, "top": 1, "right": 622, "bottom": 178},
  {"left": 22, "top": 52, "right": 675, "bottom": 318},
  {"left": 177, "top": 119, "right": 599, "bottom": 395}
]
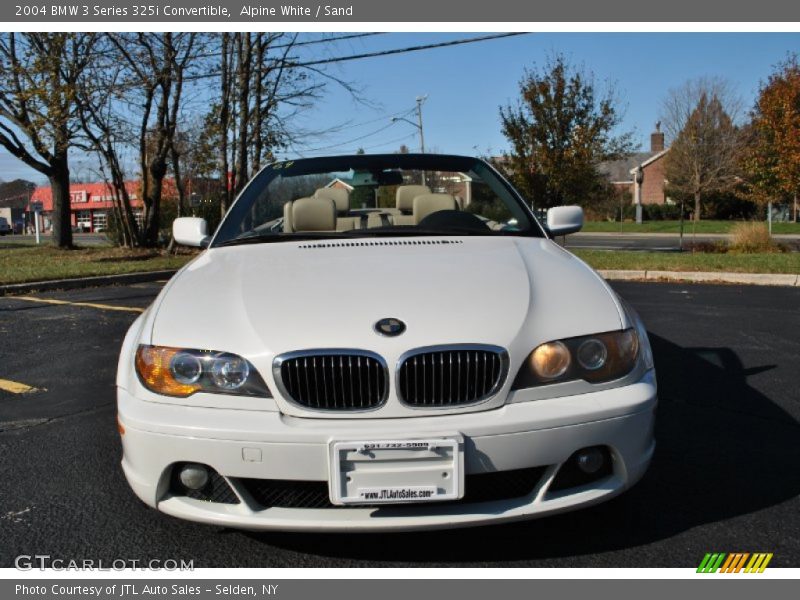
[{"left": 116, "top": 154, "right": 656, "bottom": 532}]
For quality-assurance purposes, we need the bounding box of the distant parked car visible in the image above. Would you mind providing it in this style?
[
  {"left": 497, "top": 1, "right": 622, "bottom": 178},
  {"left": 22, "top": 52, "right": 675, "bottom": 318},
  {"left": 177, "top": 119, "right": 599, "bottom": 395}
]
[
  {"left": 0, "top": 217, "right": 12, "bottom": 235},
  {"left": 117, "top": 153, "right": 656, "bottom": 532}
]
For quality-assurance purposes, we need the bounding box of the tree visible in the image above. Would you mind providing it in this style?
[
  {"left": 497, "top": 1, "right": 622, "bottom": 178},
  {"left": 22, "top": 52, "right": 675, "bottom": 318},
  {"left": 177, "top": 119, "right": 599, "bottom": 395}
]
[
  {"left": 742, "top": 55, "right": 800, "bottom": 220},
  {"left": 106, "top": 32, "right": 201, "bottom": 246},
  {"left": 0, "top": 33, "right": 97, "bottom": 247},
  {"left": 499, "top": 53, "right": 633, "bottom": 209},
  {"left": 0, "top": 179, "right": 36, "bottom": 205},
  {"left": 213, "top": 32, "right": 330, "bottom": 217},
  {"left": 661, "top": 78, "right": 742, "bottom": 221}
]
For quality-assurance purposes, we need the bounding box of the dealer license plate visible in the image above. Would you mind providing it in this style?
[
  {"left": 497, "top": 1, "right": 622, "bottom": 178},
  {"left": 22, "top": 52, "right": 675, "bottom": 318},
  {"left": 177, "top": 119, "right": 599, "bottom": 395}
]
[{"left": 329, "top": 437, "right": 463, "bottom": 505}]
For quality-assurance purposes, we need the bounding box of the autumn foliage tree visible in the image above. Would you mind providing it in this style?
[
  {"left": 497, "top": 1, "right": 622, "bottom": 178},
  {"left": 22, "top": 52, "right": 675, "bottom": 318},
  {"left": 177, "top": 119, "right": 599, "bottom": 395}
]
[
  {"left": 499, "top": 53, "right": 633, "bottom": 209},
  {"left": 742, "top": 55, "right": 800, "bottom": 220},
  {"left": 662, "top": 78, "right": 742, "bottom": 221}
]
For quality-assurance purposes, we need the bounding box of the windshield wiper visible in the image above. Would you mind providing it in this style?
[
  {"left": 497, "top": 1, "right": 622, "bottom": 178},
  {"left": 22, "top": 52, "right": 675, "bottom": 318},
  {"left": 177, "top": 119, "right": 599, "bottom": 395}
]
[{"left": 214, "top": 232, "right": 350, "bottom": 247}]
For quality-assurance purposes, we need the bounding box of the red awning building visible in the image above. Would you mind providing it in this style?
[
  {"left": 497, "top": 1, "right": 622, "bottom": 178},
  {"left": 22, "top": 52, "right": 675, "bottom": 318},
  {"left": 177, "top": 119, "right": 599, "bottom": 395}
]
[
  {"left": 27, "top": 181, "right": 143, "bottom": 233},
  {"left": 25, "top": 181, "right": 163, "bottom": 233}
]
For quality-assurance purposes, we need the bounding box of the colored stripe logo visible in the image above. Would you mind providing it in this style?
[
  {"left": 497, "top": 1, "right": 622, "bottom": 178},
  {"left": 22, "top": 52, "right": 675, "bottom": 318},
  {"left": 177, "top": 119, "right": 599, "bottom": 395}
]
[{"left": 697, "top": 553, "right": 773, "bottom": 573}]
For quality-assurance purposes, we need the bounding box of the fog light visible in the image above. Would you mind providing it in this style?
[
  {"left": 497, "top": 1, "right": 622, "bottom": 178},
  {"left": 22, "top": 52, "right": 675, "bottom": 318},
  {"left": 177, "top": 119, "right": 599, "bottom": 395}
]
[
  {"left": 575, "top": 447, "right": 606, "bottom": 474},
  {"left": 178, "top": 463, "right": 209, "bottom": 490}
]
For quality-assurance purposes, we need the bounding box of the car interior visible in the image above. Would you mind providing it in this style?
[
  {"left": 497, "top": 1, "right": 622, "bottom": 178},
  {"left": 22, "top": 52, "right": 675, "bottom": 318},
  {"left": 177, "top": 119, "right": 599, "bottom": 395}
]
[{"left": 282, "top": 185, "right": 502, "bottom": 233}]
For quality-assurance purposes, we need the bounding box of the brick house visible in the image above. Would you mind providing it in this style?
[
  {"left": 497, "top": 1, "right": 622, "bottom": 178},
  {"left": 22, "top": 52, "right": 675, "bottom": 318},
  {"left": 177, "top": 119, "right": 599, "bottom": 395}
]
[{"left": 599, "top": 124, "right": 670, "bottom": 206}]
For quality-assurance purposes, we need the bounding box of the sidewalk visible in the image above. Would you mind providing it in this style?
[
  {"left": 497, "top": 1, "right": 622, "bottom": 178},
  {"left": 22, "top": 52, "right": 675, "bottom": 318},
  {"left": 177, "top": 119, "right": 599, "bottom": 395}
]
[
  {"left": 576, "top": 231, "right": 800, "bottom": 240},
  {"left": 598, "top": 269, "right": 799, "bottom": 286}
]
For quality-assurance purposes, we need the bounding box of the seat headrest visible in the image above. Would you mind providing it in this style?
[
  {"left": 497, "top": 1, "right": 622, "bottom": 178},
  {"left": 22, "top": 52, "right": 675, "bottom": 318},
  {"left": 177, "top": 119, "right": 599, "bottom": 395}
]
[
  {"left": 396, "top": 185, "right": 431, "bottom": 212},
  {"left": 314, "top": 187, "right": 350, "bottom": 214},
  {"left": 413, "top": 193, "right": 458, "bottom": 224},
  {"left": 283, "top": 200, "right": 294, "bottom": 232},
  {"left": 291, "top": 197, "right": 336, "bottom": 232}
]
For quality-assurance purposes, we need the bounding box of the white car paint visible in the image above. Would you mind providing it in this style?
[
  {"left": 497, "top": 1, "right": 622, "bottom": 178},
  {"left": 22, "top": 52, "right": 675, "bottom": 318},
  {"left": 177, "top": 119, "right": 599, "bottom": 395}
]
[{"left": 117, "top": 231, "right": 656, "bottom": 531}]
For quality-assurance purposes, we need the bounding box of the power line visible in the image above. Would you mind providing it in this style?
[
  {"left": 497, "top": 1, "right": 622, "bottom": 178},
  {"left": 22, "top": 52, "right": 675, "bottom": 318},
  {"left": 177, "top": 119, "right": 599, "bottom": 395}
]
[
  {"left": 273, "top": 32, "right": 385, "bottom": 49},
  {"left": 293, "top": 33, "right": 529, "bottom": 68},
  {"left": 181, "top": 33, "right": 529, "bottom": 83},
  {"left": 289, "top": 132, "right": 418, "bottom": 158},
  {"left": 295, "top": 107, "right": 416, "bottom": 153}
]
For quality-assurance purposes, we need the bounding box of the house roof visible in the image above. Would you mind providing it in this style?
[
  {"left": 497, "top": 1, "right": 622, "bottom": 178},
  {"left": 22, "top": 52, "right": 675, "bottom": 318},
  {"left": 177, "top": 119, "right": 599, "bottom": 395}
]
[
  {"left": 326, "top": 178, "right": 354, "bottom": 191},
  {"left": 630, "top": 149, "right": 669, "bottom": 173},
  {"left": 598, "top": 148, "right": 670, "bottom": 183},
  {"left": 598, "top": 152, "right": 652, "bottom": 183}
]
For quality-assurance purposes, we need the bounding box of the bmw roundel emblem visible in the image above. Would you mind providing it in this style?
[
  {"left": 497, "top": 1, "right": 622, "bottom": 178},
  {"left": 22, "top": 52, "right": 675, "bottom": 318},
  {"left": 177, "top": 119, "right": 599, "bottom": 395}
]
[{"left": 374, "top": 318, "right": 406, "bottom": 337}]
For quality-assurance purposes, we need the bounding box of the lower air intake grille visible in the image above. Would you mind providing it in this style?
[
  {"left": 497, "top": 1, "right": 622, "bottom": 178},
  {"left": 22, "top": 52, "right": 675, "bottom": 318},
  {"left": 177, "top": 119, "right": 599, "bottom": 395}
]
[
  {"left": 239, "top": 467, "right": 546, "bottom": 509},
  {"left": 169, "top": 465, "right": 239, "bottom": 504},
  {"left": 275, "top": 351, "right": 388, "bottom": 410},
  {"left": 398, "top": 345, "right": 508, "bottom": 407}
]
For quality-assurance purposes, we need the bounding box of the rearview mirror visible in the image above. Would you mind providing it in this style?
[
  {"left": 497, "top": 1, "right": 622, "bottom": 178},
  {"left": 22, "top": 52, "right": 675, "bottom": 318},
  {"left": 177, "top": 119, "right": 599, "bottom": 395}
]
[
  {"left": 546, "top": 205, "right": 584, "bottom": 236},
  {"left": 173, "top": 217, "right": 210, "bottom": 247}
]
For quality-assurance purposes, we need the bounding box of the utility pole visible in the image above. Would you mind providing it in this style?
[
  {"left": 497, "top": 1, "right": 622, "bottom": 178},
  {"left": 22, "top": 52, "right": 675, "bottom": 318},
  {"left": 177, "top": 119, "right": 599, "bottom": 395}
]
[
  {"left": 392, "top": 95, "right": 428, "bottom": 185},
  {"left": 416, "top": 95, "right": 427, "bottom": 153}
]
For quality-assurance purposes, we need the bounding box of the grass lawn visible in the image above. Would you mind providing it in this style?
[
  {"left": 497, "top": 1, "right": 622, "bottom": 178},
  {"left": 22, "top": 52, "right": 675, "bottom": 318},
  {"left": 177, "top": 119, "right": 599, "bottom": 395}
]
[
  {"left": 582, "top": 220, "right": 800, "bottom": 235},
  {"left": 574, "top": 249, "right": 800, "bottom": 274},
  {"left": 0, "top": 245, "right": 195, "bottom": 285},
  {"left": 1, "top": 242, "right": 796, "bottom": 286}
]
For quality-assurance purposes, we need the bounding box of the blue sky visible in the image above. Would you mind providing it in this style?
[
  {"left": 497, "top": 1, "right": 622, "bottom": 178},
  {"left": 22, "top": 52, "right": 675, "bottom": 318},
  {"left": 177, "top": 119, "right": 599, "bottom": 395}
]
[{"left": 2, "top": 32, "right": 798, "bottom": 184}]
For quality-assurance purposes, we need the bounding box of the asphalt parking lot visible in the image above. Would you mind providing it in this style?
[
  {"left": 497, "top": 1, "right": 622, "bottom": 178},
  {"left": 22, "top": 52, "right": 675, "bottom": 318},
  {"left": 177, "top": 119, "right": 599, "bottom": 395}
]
[{"left": 1, "top": 280, "right": 799, "bottom": 568}]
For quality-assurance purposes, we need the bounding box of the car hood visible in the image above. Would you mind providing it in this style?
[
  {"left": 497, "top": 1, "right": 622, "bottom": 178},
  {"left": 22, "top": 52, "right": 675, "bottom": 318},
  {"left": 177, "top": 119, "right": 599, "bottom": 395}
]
[{"left": 150, "top": 237, "right": 624, "bottom": 359}]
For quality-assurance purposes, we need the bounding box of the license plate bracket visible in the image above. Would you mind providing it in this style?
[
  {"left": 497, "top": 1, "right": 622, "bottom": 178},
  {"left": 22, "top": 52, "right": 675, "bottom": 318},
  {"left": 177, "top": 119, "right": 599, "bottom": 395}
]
[{"left": 329, "top": 437, "right": 463, "bottom": 505}]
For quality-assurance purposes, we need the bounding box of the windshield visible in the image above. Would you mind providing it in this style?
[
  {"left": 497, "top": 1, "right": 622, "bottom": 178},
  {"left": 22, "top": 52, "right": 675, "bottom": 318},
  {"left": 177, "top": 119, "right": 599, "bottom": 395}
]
[{"left": 212, "top": 154, "right": 545, "bottom": 247}]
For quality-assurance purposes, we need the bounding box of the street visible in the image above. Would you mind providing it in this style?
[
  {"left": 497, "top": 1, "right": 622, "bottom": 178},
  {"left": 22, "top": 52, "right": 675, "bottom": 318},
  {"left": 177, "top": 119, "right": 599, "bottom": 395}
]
[
  {"left": 4, "top": 231, "right": 799, "bottom": 253},
  {"left": 1, "top": 280, "right": 799, "bottom": 567},
  {"left": 563, "top": 232, "right": 800, "bottom": 252}
]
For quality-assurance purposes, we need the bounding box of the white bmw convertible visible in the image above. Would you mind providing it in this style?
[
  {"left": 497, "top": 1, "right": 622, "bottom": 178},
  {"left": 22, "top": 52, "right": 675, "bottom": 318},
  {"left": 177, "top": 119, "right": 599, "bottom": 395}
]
[{"left": 116, "top": 154, "right": 656, "bottom": 532}]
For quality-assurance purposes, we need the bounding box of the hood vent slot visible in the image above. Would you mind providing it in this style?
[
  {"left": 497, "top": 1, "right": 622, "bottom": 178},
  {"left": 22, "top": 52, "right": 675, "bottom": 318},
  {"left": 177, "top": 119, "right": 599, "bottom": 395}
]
[{"left": 298, "top": 239, "right": 463, "bottom": 249}]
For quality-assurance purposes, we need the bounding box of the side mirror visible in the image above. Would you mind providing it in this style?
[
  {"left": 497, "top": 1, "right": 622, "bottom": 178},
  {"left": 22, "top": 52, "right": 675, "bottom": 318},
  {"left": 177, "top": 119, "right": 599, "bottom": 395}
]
[
  {"left": 173, "top": 217, "right": 210, "bottom": 247},
  {"left": 546, "top": 205, "right": 584, "bottom": 236}
]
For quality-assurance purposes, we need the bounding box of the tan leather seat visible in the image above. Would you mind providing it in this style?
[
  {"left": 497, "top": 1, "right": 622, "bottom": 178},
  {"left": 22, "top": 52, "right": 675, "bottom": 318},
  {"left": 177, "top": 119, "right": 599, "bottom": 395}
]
[
  {"left": 291, "top": 197, "right": 336, "bottom": 232},
  {"left": 314, "top": 187, "right": 360, "bottom": 231},
  {"left": 283, "top": 200, "right": 294, "bottom": 232},
  {"left": 393, "top": 185, "right": 431, "bottom": 225},
  {"left": 396, "top": 185, "right": 431, "bottom": 213},
  {"left": 314, "top": 187, "right": 349, "bottom": 213},
  {"left": 413, "top": 193, "right": 458, "bottom": 224}
]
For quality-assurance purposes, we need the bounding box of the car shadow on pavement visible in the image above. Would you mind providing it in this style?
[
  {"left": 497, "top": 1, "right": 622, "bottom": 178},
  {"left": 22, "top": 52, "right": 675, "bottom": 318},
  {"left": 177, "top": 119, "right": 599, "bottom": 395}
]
[{"left": 244, "top": 333, "right": 800, "bottom": 564}]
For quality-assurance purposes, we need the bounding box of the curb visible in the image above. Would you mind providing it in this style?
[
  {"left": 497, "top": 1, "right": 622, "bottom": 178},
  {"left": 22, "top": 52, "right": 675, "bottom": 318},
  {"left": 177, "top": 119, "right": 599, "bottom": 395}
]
[
  {"left": 576, "top": 232, "right": 800, "bottom": 240},
  {"left": 1, "top": 268, "right": 797, "bottom": 295},
  {"left": 0, "top": 270, "right": 178, "bottom": 296},
  {"left": 598, "top": 269, "right": 799, "bottom": 287}
]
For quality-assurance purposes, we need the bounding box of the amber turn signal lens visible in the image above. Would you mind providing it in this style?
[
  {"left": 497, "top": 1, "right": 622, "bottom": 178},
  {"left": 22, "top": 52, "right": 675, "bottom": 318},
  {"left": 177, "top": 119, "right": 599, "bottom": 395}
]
[
  {"left": 530, "top": 341, "right": 571, "bottom": 379},
  {"left": 135, "top": 345, "right": 202, "bottom": 397}
]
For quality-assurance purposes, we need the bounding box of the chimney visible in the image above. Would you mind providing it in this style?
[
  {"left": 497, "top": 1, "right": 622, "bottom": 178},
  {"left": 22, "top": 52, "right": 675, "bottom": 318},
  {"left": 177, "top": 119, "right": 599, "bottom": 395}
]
[{"left": 650, "top": 121, "right": 665, "bottom": 153}]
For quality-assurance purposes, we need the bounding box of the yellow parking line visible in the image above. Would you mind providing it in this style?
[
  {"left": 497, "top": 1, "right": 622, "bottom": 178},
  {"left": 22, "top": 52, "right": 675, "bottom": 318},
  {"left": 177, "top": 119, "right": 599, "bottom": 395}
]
[
  {"left": 0, "top": 378, "right": 38, "bottom": 394},
  {"left": 13, "top": 296, "right": 144, "bottom": 313}
]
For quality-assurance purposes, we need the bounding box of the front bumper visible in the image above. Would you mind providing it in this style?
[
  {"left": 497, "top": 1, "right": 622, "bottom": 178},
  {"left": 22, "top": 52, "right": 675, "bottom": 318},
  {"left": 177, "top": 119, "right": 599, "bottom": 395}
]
[{"left": 117, "top": 370, "right": 656, "bottom": 532}]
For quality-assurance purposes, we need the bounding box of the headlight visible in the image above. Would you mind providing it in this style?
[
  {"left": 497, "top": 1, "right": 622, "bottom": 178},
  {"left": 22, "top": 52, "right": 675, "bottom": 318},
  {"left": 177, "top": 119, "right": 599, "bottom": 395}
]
[
  {"left": 135, "top": 345, "right": 271, "bottom": 398},
  {"left": 622, "top": 300, "right": 654, "bottom": 371},
  {"left": 512, "top": 329, "right": 639, "bottom": 389},
  {"left": 530, "top": 341, "right": 571, "bottom": 379}
]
